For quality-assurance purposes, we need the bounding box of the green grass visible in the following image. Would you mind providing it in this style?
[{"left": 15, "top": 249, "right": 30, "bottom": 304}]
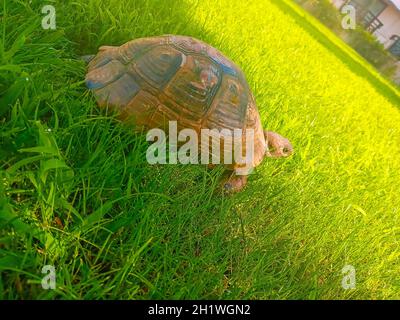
[{"left": 1, "top": 0, "right": 400, "bottom": 299}]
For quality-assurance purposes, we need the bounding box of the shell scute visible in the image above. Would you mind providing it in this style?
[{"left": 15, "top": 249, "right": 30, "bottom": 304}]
[
  {"left": 162, "top": 54, "right": 221, "bottom": 120},
  {"left": 134, "top": 45, "right": 184, "bottom": 89}
]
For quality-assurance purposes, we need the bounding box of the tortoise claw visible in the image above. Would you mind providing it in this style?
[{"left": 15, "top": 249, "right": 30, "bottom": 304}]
[
  {"left": 222, "top": 175, "right": 248, "bottom": 194},
  {"left": 224, "top": 183, "right": 233, "bottom": 191}
]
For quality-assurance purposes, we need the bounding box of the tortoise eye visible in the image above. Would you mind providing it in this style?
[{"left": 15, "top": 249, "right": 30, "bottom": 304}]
[{"left": 283, "top": 146, "right": 292, "bottom": 154}]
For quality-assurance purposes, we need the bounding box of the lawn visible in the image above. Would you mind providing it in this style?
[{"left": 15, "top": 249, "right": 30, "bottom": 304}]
[{"left": 1, "top": 0, "right": 400, "bottom": 299}]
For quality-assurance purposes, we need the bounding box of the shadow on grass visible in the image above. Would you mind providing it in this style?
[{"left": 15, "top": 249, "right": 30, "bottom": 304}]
[
  {"left": 60, "top": 0, "right": 206, "bottom": 55},
  {"left": 272, "top": 0, "right": 400, "bottom": 107}
]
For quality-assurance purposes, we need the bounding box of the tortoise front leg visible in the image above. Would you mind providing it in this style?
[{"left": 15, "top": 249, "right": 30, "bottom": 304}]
[
  {"left": 207, "top": 165, "right": 246, "bottom": 193},
  {"left": 222, "top": 172, "right": 248, "bottom": 193}
]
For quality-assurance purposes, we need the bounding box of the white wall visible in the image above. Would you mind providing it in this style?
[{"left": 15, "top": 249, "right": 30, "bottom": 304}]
[
  {"left": 373, "top": 4, "right": 400, "bottom": 48},
  {"left": 331, "top": 0, "right": 346, "bottom": 9}
]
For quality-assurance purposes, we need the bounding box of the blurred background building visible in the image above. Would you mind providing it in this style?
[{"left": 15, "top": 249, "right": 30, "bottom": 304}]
[
  {"left": 297, "top": 0, "right": 400, "bottom": 84},
  {"left": 332, "top": 0, "right": 400, "bottom": 56}
]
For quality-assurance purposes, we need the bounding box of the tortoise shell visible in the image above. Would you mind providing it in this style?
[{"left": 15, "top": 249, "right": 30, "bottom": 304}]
[{"left": 85, "top": 35, "right": 266, "bottom": 171}]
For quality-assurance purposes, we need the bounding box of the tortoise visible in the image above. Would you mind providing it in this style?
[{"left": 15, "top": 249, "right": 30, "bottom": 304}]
[{"left": 84, "top": 35, "right": 293, "bottom": 192}]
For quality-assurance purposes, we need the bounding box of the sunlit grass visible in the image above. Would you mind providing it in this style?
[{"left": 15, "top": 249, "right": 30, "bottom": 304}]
[{"left": 1, "top": 0, "right": 400, "bottom": 299}]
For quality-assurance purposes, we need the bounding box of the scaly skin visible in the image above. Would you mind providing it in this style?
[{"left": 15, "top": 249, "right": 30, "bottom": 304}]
[{"left": 223, "top": 130, "right": 293, "bottom": 193}]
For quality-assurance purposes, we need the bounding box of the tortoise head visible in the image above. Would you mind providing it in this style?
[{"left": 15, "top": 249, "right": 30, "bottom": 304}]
[{"left": 264, "top": 130, "right": 293, "bottom": 158}]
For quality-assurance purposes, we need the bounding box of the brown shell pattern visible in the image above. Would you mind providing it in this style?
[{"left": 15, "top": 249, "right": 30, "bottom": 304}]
[{"left": 85, "top": 35, "right": 266, "bottom": 169}]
